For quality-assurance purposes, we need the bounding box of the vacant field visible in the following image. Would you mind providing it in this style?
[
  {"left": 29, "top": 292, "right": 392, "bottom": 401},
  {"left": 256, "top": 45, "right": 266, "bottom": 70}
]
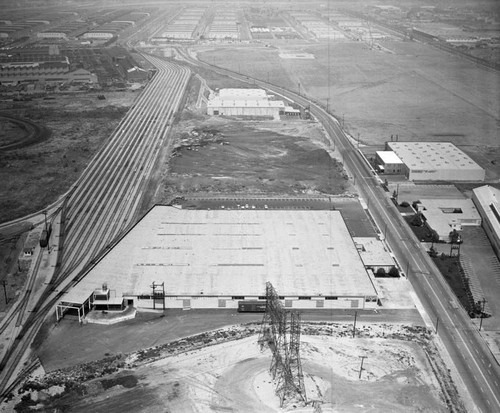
[
  {"left": 197, "top": 38, "right": 500, "bottom": 181},
  {"left": 11, "top": 323, "right": 465, "bottom": 412},
  {"left": 0, "top": 92, "right": 138, "bottom": 223},
  {"left": 157, "top": 114, "right": 349, "bottom": 202},
  {"left": 0, "top": 118, "right": 27, "bottom": 147}
]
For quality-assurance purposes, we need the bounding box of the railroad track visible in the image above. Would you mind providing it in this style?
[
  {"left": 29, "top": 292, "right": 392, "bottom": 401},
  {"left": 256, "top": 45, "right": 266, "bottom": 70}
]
[
  {"left": 0, "top": 57, "right": 191, "bottom": 399},
  {"left": 0, "top": 247, "right": 43, "bottom": 337},
  {"left": 57, "top": 57, "right": 190, "bottom": 278}
]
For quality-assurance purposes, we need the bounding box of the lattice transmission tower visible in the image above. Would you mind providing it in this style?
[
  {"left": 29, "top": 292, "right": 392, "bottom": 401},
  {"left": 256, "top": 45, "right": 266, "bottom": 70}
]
[{"left": 258, "top": 282, "right": 307, "bottom": 407}]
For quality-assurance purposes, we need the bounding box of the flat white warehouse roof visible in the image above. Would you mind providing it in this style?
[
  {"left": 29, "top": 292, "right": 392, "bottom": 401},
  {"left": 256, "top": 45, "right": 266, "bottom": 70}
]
[
  {"left": 63, "top": 207, "right": 377, "bottom": 303},
  {"left": 376, "top": 151, "right": 404, "bottom": 164},
  {"left": 387, "top": 142, "right": 483, "bottom": 172},
  {"left": 218, "top": 88, "right": 268, "bottom": 100},
  {"left": 207, "top": 99, "right": 285, "bottom": 108}
]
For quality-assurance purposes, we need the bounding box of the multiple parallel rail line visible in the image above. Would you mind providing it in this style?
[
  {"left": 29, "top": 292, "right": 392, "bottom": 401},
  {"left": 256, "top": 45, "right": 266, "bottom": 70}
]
[{"left": 0, "top": 56, "right": 191, "bottom": 398}]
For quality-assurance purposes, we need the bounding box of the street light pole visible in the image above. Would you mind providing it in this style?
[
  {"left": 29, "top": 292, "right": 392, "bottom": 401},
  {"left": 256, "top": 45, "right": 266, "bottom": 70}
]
[
  {"left": 479, "top": 298, "right": 487, "bottom": 331},
  {"left": 1, "top": 279, "right": 8, "bottom": 305},
  {"left": 359, "top": 356, "right": 367, "bottom": 379},
  {"left": 352, "top": 311, "right": 357, "bottom": 338}
]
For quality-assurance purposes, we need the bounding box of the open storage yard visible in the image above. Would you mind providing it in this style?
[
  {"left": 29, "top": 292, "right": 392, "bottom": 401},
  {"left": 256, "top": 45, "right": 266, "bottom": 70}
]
[
  {"left": 6, "top": 322, "right": 465, "bottom": 412},
  {"left": 196, "top": 37, "right": 500, "bottom": 181}
]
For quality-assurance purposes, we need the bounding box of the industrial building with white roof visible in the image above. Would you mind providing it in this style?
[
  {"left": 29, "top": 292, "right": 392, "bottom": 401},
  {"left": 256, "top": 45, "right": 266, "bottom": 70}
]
[
  {"left": 472, "top": 185, "right": 500, "bottom": 258},
  {"left": 207, "top": 88, "right": 286, "bottom": 119},
  {"left": 58, "top": 206, "right": 380, "bottom": 320},
  {"left": 385, "top": 142, "right": 485, "bottom": 182}
]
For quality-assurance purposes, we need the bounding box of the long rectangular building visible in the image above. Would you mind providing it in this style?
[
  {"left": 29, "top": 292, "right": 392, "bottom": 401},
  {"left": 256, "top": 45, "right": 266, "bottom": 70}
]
[
  {"left": 60, "top": 206, "right": 379, "bottom": 314},
  {"left": 386, "top": 141, "right": 485, "bottom": 182},
  {"left": 207, "top": 88, "right": 285, "bottom": 119},
  {"left": 472, "top": 185, "right": 500, "bottom": 258}
]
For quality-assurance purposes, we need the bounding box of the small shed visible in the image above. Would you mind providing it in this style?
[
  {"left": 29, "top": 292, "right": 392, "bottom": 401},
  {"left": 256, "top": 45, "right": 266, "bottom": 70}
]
[{"left": 353, "top": 237, "right": 396, "bottom": 274}]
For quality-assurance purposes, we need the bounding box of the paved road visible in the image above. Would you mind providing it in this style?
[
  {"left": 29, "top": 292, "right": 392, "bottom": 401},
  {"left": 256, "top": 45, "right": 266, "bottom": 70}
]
[
  {"left": 38, "top": 308, "right": 424, "bottom": 372},
  {"left": 177, "top": 49, "right": 500, "bottom": 412}
]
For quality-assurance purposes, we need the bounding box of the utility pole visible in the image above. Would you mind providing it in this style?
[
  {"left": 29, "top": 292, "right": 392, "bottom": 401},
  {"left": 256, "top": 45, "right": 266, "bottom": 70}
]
[
  {"left": 151, "top": 282, "right": 156, "bottom": 310},
  {"left": 1, "top": 279, "right": 8, "bottom": 305},
  {"left": 352, "top": 311, "right": 357, "bottom": 338},
  {"left": 342, "top": 113, "right": 345, "bottom": 128},
  {"left": 359, "top": 356, "right": 367, "bottom": 379},
  {"left": 326, "top": 97, "right": 329, "bottom": 112},
  {"left": 435, "top": 316, "right": 439, "bottom": 334},
  {"left": 479, "top": 298, "right": 487, "bottom": 331},
  {"left": 298, "top": 82, "right": 301, "bottom": 96},
  {"left": 357, "top": 133, "right": 360, "bottom": 148},
  {"left": 151, "top": 281, "right": 165, "bottom": 311}
]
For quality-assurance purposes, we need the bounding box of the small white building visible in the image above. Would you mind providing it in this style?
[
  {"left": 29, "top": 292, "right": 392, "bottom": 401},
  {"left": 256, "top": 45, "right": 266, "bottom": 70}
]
[
  {"left": 353, "top": 237, "right": 396, "bottom": 274},
  {"left": 375, "top": 151, "right": 405, "bottom": 174},
  {"left": 417, "top": 198, "right": 482, "bottom": 240}
]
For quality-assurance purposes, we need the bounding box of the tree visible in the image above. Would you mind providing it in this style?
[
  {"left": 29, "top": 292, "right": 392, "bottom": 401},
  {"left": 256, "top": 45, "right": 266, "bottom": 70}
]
[
  {"left": 376, "top": 268, "right": 386, "bottom": 277},
  {"left": 410, "top": 212, "right": 423, "bottom": 227},
  {"left": 429, "top": 229, "right": 440, "bottom": 248},
  {"left": 388, "top": 267, "right": 400, "bottom": 277},
  {"left": 449, "top": 229, "right": 460, "bottom": 244}
]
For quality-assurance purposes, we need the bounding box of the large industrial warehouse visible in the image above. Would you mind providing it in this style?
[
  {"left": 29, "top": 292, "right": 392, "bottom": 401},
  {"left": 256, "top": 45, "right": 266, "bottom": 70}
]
[
  {"left": 58, "top": 206, "right": 379, "bottom": 319},
  {"left": 384, "top": 141, "right": 485, "bottom": 182},
  {"left": 207, "top": 88, "right": 285, "bottom": 119}
]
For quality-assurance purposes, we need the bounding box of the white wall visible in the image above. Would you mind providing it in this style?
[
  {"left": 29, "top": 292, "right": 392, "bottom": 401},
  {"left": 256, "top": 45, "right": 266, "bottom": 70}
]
[{"left": 132, "top": 295, "right": 375, "bottom": 310}]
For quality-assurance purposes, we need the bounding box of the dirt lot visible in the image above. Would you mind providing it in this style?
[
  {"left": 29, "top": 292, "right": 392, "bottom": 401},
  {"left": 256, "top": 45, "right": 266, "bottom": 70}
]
[
  {"left": 0, "top": 91, "right": 138, "bottom": 223},
  {"left": 196, "top": 38, "right": 500, "bottom": 181},
  {"left": 9, "top": 323, "right": 465, "bottom": 412},
  {"left": 0, "top": 118, "right": 27, "bottom": 147},
  {"left": 157, "top": 114, "right": 350, "bottom": 202}
]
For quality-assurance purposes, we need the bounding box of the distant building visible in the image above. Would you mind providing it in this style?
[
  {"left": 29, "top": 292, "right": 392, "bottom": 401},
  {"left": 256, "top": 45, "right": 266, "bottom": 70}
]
[
  {"left": 82, "top": 31, "right": 114, "bottom": 39},
  {"left": 385, "top": 142, "right": 485, "bottom": 182},
  {"left": 126, "top": 66, "right": 149, "bottom": 82},
  {"left": 207, "top": 88, "right": 285, "bottom": 119},
  {"left": 67, "top": 68, "right": 98, "bottom": 83},
  {"left": 472, "top": 185, "right": 500, "bottom": 258},
  {"left": 0, "top": 59, "right": 70, "bottom": 85},
  {"left": 0, "top": 60, "right": 98, "bottom": 85}
]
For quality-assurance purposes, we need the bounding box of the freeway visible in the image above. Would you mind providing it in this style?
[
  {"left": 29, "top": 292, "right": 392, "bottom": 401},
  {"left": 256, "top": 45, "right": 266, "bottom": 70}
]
[
  {"left": 0, "top": 56, "right": 191, "bottom": 397},
  {"left": 177, "top": 48, "right": 500, "bottom": 412}
]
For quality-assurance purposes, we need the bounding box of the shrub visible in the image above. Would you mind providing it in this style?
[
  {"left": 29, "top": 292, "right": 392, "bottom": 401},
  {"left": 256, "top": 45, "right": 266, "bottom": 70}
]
[{"left": 388, "top": 267, "right": 400, "bottom": 277}]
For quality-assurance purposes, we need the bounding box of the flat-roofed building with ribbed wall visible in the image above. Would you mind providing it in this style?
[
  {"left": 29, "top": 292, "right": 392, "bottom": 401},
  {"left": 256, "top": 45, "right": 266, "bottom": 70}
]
[
  {"left": 207, "top": 88, "right": 285, "bottom": 119},
  {"left": 57, "top": 206, "right": 379, "bottom": 317},
  {"left": 386, "top": 141, "right": 485, "bottom": 182},
  {"left": 472, "top": 185, "right": 500, "bottom": 258}
]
